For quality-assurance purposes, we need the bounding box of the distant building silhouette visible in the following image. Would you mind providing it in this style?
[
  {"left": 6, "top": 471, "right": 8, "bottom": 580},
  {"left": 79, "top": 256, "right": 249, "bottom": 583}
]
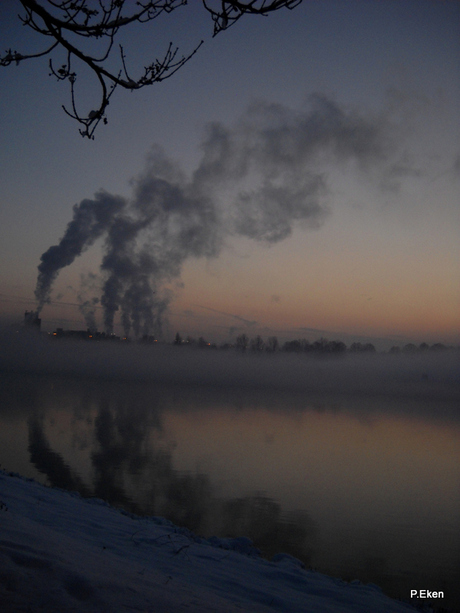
[{"left": 51, "top": 327, "right": 122, "bottom": 341}]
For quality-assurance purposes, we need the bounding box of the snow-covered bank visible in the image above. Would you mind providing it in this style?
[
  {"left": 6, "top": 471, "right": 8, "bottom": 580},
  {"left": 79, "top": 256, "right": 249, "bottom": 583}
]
[{"left": 0, "top": 471, "right": 421, "bottom": 613}]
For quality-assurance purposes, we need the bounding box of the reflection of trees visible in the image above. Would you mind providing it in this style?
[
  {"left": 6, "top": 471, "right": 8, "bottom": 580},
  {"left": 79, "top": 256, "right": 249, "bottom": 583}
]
[{"left": 219, "top": 494, "right": 316, "bottom": 566}]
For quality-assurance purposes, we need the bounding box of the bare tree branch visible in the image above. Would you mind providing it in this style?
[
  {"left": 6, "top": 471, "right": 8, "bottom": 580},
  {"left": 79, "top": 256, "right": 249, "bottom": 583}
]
[
  {"left": 203, "top": 0, "right": 303, "bottom": 35},
  {"left": 1, "top": 1, "right": 302, "bottom": 138}
]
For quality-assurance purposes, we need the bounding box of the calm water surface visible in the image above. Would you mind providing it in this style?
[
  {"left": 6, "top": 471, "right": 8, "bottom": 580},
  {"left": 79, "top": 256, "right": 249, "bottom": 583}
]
[{"left": 1, "top": 372, "right": 459, "bottom": 610}]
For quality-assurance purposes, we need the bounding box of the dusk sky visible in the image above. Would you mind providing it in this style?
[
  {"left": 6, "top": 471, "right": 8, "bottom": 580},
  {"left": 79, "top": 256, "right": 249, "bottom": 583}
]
[{"left": 0, "top": 0, "right": 459, "bottom": 348}]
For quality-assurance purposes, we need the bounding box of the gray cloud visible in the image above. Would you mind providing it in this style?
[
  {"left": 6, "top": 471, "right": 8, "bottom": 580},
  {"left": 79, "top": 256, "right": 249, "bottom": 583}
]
[{"left": 35, "top": 95, "right": 403, "bottom": 337}]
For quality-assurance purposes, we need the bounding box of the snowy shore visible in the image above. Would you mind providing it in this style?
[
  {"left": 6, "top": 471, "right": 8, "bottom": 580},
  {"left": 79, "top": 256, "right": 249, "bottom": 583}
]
[{"left": 0, "top": 470, "right": 421, "bottom": 613}]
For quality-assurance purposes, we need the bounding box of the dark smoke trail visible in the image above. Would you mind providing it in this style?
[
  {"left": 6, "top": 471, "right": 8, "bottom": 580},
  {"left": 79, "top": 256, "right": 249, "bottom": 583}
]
[
  {"left": 76, "top": 273, "right": 100, "bottom": 331},
  {"left": 35, "top": 95, "right": 411, "bottom": 336},
  {"left": 35, "top": 192, "right": 125, "bottom": 312},
  {"left": 98, "top": 148, "right": 222, "bottom": 335},
  {"left": 78, "top": 297, "right": 99, "bottom": 332}
]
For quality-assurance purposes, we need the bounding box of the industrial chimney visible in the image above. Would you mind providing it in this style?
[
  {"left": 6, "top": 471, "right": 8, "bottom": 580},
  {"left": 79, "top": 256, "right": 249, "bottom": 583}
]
[{"left": 24, "top": 310, "right": 41, "bottom": 331}]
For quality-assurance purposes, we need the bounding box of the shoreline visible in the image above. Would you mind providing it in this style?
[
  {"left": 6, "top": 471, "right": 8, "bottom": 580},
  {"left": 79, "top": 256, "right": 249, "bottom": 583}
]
[{"left": 0, "top": 470, "right": 426, "bottom": 613}]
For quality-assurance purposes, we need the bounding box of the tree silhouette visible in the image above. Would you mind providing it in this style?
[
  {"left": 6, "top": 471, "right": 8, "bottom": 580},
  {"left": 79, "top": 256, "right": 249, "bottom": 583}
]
[
  {"left": 250, "top": 334, "right": 265, "bottom": 352},
  {"left": 1, "top": 0, "right": 302, "bottom": 138},
  {"left": 327, "top": 340, "right": 347, "bottom": 354},
  {"left": 266, "top": 336, "right": 279, "bottom": 352},
  {"left": 402, "top": 343, "right": 418, "bottom": 354},
  {"left": 350, "top": 342, "right": 375, "bottom": 354},
  {"left": 283, "top": 339, "right": 304, "bottom": 352},
  {"left": 236, "top": 332, "right": 249, "bottom": 352}
]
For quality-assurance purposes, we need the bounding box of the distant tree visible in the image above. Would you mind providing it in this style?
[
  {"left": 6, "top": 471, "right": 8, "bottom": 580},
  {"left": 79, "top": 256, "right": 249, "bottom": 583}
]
[
  {"left": 250, "top": 334, "right": 265, "bottom": 352},
  {"left": 402, "top": 343, "right": 418, "bottom": 354},
  {"left": 198, "top": 336, "right": 209, "bottom": 348},
  {"left": 327, "top": 340, "right": 347, "bottom": 354},
  {"left": 283, "top": 339, "right": 302, "bottom": 352},
  {"left": 236, "top": 333, "right": 249, "bottom": 352},
  {"left": 173, "top": 331, "right": 182, "bottom": 345},
  {"left": 429, "top": 342, "right": 447, "bottom": 352},
  {"left": 389, "top": 345, "right": 401, "bottom": 354},
  {"left": 1, "top": 0, "right": 302, "bottom": 138},
  {"left": 266, "top": 336, "right": 279, "bottom": 352},
  {"left": 350, "top": 342, "right": 375, "bottom": 353},
  {"left": 311, "top": 337, "right": 329, "bottom": 353}
]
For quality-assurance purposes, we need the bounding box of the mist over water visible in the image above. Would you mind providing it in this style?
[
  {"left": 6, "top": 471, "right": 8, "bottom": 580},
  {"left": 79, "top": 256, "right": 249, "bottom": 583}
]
[
  {"left": 1, "top": 327, "right": 459, "bottom": 404},
  {"left": 0, "top": 364, "right": 459, "bottom": 611},
  {"left": 1, "top": 323, "right": 459, "bottom": 610}
]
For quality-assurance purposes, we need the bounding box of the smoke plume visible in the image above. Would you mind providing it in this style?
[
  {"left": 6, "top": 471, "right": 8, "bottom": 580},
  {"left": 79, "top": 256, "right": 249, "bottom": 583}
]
[{"left": 35, "top": 95, "right": 407, "bottom": 337}]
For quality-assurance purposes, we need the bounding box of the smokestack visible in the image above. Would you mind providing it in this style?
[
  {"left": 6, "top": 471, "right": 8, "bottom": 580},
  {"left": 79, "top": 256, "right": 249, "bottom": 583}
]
[{"left": 24, "top": 310, "right": 41, "bottom": 331}]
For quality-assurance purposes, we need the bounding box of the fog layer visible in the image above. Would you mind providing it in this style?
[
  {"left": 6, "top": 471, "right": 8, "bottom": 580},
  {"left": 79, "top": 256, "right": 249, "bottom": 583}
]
[{"left": 1, "top": 329, "right": 458, "bottom": 401}]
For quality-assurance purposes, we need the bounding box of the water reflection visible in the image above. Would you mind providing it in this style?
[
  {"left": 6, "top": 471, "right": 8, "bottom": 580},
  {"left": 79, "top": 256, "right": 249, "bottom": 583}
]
[
  {"left": 28, "top": 416, "right": 91, "bottom": 496},
  {"left": 91, "top": 399, "right": 155, "bottom": 512},
  {"left": 1, "top": 372, "right": 459, "bottom": 610},
  {"left": 221, "top": 496, "right": 316, "bottom": 564}
]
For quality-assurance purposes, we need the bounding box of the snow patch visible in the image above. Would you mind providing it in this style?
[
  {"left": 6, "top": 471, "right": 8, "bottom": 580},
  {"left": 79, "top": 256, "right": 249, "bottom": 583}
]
[{"left": 0, "top": 470, "right": 420, "bottom": 612}]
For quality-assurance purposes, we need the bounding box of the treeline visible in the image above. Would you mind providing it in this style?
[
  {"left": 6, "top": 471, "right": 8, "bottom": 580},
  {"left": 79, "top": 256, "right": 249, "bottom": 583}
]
[{"left": 172, "top": 333, "right": 455, "bottom": 355}]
